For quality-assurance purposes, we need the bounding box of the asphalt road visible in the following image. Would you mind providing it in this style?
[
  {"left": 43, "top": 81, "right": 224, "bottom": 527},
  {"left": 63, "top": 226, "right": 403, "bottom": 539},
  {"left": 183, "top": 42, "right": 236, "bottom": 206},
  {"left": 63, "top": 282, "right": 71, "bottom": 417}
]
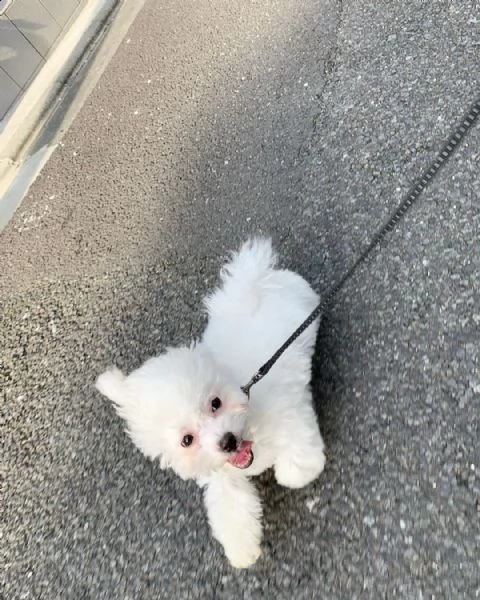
[{"left": 1, "top": 1, "right": 479, "bottom": 598}]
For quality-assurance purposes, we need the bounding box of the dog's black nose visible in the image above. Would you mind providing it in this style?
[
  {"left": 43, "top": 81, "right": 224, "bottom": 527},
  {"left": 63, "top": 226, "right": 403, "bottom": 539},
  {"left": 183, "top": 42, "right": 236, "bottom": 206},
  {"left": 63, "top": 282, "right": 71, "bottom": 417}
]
[{"left": 220, "top": 432, "right": 238, "bottom": 453}]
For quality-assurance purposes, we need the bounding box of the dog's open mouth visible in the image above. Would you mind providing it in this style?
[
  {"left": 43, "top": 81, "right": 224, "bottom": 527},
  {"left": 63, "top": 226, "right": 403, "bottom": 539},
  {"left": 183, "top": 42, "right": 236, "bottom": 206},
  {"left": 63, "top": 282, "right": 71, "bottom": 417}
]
[{"left": 227, "top": 440, "right": 254, "bottom": 469}]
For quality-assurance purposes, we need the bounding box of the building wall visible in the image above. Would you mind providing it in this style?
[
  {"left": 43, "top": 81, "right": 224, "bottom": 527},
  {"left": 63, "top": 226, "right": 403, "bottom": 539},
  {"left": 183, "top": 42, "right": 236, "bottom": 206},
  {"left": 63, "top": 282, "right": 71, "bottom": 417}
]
[{"left": 0, "top": 0, "right": 82, "bottom": 120}]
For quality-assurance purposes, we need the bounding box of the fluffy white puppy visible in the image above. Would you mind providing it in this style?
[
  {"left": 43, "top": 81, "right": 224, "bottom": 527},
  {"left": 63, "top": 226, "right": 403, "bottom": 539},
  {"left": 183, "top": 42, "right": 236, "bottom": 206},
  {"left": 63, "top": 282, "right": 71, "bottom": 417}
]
[{"left": 96, "top": 239, "right": 325, "bottom": 568}]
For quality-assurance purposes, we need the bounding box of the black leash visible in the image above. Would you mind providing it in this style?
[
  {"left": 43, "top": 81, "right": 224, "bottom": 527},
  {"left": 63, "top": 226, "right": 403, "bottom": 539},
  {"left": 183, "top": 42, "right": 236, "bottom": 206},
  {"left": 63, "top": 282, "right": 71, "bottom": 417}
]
[{"left": 241, "top": 95, "right": 480, "bottom": 397}]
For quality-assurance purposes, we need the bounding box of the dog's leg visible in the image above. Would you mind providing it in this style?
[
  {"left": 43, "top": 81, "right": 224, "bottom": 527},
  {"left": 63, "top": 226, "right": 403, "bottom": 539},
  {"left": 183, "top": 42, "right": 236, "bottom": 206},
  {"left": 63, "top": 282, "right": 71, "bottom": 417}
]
[
  {"left": 274, "top": 392, "right": 326, "bottom": 489},
  {"left": 203, "top": 471, "right": 262, "bottom": 568}
]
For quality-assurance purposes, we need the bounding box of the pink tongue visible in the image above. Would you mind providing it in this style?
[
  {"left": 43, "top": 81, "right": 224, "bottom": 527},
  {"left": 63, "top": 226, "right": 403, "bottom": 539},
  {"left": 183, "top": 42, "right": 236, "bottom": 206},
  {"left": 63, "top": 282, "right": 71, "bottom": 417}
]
[{"left": 227, "top": 440, "right": 253, "bottom": 469}]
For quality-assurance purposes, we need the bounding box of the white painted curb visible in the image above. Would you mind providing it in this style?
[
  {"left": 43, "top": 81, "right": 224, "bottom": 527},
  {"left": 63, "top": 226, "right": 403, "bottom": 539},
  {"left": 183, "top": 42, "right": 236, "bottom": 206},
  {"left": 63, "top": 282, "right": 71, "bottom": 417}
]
[{"left": 0, "top": 0, "right": 147, "bottom": 231}]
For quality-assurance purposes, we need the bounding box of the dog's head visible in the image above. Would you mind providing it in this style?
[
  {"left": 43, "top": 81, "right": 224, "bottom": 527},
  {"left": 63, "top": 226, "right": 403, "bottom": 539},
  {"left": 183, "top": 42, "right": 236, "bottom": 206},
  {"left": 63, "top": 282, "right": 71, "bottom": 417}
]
[{"left": 96, "top": 345, "right": 253, "bottom": 479}]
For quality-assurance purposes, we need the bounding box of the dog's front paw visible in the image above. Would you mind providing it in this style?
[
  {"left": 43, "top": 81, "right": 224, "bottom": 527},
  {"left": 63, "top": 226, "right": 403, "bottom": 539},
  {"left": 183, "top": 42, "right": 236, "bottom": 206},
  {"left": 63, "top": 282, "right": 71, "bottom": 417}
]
[
  {"left": 275, "top": 449, "right": 326, "bottom": 489},
  {"left": 204, "top": 472, "right": 263, "bottom": 569},
  {"left": 226, "top": 540, "right": 262, "bottom": 569}
]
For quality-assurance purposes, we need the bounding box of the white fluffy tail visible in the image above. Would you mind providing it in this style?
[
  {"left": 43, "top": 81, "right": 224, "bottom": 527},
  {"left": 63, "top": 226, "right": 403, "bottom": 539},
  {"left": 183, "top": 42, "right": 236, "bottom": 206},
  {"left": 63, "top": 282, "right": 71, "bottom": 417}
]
[
  {"left": 204, "top": 238, "right": 277, "bottom": 316},
  {"left": 222, "top": 238, "right": 276, "bottom": 284}
]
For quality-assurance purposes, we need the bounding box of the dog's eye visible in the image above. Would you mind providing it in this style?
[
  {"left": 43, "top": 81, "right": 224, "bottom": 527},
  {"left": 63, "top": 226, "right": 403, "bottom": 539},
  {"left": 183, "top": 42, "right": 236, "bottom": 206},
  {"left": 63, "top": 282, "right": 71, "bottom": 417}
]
[
  {"left": 211, "top": 397, "right": 222, "bottom": 412},
  {"left": 181, "top": 434, "right": 194, "bottom": 447}
]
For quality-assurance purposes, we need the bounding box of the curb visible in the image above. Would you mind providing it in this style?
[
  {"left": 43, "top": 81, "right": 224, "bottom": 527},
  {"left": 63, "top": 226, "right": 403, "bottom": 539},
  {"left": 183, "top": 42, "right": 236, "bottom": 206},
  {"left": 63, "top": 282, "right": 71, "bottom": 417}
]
[{"left": 0, "top": 0, "right": 147, "bottom": 232}]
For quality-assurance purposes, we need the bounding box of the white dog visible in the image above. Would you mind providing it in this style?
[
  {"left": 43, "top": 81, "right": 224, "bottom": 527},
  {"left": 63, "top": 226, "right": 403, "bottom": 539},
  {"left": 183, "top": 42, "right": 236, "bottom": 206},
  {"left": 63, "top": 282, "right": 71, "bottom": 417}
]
[{"left": 96, "top": 239, "right": 325, "bottom": 568}]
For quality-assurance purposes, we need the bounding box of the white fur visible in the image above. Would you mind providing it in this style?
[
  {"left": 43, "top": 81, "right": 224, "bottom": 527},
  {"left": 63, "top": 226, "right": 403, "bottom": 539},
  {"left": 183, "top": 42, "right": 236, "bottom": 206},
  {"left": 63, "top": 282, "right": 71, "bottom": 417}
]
[{"left": 96, "top": 238, "right": 325, "bottom": 568}]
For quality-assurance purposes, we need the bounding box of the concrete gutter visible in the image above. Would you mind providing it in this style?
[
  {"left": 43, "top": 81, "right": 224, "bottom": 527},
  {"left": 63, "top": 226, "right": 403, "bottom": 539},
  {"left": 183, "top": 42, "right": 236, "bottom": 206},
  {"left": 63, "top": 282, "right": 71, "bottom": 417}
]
[{"left": 0, "top": 0, "right": 147, "bottom": 232}]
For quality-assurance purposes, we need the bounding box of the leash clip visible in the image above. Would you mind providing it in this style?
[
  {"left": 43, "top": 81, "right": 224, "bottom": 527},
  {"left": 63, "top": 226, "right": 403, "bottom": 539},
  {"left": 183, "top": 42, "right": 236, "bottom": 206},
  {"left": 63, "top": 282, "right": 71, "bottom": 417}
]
[{"left": 241, "top": 370, "right": 264, "bottom": 398}]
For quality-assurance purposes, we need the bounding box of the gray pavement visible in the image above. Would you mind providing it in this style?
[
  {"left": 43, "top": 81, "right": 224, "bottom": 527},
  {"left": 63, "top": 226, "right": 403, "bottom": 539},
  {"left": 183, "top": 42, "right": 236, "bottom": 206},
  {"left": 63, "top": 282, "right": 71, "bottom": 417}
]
[{"left": 1, "top": 0, "right": 479, "bottom": 598}]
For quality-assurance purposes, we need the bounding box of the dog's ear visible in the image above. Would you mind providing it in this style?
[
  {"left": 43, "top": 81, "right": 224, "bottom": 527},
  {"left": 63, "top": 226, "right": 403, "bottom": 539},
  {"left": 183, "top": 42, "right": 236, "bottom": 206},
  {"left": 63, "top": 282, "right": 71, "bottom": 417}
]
[
  {"left": 95, "top": 366, "right": 128, "bottom": 407},
  {"left": 96, "top": 366, "right": 171, "bottom": 466}
]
